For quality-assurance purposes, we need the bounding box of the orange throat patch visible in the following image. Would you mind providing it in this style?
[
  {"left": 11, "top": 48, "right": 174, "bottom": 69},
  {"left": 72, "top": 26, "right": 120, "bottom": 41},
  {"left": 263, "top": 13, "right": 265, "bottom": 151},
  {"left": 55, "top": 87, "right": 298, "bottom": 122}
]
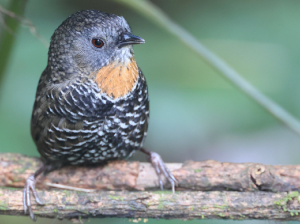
[{"left": 95, "top": 57, "right": 139, "bottom": 99}]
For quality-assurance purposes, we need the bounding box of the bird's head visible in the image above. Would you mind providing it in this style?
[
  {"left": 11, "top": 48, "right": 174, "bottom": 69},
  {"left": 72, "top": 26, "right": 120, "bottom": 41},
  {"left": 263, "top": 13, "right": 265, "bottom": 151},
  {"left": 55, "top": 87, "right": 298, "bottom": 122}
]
[{"left": 48, "top": 10, "right": 145, "bottom": 76}]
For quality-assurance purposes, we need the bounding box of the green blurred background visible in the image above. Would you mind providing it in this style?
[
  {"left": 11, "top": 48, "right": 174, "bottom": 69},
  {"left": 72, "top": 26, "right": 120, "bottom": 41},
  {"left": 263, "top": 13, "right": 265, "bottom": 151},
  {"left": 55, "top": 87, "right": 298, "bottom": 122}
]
[{"left": 1, "top": 0, "right": 300, "bottom": 223}]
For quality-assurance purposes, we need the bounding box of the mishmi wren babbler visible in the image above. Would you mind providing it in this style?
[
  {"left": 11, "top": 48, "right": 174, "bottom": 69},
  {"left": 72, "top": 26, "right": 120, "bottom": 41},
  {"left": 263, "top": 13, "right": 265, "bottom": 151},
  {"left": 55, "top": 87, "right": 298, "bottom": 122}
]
[{"left": 24, "top": 10, "right": 177, "bottom": 220}]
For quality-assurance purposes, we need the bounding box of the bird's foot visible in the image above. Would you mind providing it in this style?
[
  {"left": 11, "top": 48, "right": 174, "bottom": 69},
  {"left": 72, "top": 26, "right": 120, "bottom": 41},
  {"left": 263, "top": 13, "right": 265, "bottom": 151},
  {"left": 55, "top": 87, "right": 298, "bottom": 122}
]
[
  {"left": 141, "top": 148, "right": 177, "bottom": 193},
  {"left": 23, "top": 174, "right": 44, "bottom": 221}
]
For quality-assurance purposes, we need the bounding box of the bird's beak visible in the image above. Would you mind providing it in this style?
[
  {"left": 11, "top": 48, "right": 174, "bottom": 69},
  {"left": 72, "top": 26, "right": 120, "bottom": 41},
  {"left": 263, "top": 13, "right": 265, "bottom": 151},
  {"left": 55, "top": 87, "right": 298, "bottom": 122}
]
[{"left": 117, "top": 32, "right": 145, "bottom": 48}]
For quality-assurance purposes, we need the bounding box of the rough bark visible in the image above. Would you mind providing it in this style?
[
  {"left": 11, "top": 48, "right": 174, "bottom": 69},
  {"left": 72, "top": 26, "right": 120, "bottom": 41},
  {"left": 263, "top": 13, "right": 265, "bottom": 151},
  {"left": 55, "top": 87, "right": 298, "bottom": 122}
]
[
  {"left": 1, "top": 189, "right": 300, "bottom": 220},
  {"left": 1, "top": 153, "right": 300, "bottom": 192},
  {"left": 1, "top": 153, "right": 300, "bottom": 220}
]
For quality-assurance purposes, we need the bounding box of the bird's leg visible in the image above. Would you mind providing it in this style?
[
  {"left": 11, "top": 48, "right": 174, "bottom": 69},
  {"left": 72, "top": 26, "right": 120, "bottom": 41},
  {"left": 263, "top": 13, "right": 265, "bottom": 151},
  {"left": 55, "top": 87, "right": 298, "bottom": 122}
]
[
  {"left": 140, "top": 148, "right": 177, "bottom": 193},
  {"left": 23, "top": 164, "right": 50, "bottom": 221}
]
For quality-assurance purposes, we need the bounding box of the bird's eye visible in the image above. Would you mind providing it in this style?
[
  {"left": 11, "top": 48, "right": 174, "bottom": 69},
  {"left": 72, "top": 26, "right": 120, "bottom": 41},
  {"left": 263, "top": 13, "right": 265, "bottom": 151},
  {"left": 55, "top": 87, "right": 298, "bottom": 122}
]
[{"left": 92, "top": 38, "right": 104, "bottom": 48}]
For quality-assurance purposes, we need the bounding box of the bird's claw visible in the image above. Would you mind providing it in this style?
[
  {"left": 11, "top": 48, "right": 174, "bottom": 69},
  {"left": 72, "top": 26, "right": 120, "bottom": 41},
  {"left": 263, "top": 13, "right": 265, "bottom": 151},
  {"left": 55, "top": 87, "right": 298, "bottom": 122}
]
[
  {"left": 149, "top": 152, "right": 178, "bottom": 193},
  {"left": 23, "top": 174, "right": 44, "bottom": 220}
]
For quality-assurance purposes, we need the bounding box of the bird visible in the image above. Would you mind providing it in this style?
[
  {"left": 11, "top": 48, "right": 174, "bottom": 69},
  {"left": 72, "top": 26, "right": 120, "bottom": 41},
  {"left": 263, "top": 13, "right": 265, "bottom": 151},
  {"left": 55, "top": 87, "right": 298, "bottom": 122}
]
[{"left": 24, "top": 10, "right": 177, "bottom": 220}]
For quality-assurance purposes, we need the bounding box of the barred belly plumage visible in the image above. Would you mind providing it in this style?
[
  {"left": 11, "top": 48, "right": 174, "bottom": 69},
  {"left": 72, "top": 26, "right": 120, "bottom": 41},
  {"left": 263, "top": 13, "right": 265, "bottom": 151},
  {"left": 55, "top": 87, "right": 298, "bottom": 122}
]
[{"left": 36, "top": 72, "right": 149, "bottom": 165}]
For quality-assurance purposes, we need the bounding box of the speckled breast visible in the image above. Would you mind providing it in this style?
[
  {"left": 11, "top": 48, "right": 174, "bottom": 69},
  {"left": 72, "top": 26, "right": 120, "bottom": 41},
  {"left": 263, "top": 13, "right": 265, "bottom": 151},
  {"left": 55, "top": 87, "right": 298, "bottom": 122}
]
[{"left": 31, "top": 69, "right": 149, "bottom": 166}]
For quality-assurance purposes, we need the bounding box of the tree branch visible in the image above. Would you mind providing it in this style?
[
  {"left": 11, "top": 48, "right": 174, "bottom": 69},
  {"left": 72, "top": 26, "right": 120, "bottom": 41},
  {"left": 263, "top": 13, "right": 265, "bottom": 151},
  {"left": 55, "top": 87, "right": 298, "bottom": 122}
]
[
  {"left": 1, "top": 188, "right": 300, "bottom": 220},
  {"left": 2, "top": 153, "right": 300, "bottom": 220},
  {"left": 1, "top": 153, "right": 300, "bottom": 192}
]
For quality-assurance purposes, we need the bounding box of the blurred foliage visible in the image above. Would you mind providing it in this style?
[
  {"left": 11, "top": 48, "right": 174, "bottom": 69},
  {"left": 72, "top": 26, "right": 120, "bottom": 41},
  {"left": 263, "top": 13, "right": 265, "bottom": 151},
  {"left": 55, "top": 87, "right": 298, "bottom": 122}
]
[
  {"left": 1, "top": 0, "right": 300, "bottom": 223},
  {"left": 0, "top": 0, "right": 27, "bottom": 88}
]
